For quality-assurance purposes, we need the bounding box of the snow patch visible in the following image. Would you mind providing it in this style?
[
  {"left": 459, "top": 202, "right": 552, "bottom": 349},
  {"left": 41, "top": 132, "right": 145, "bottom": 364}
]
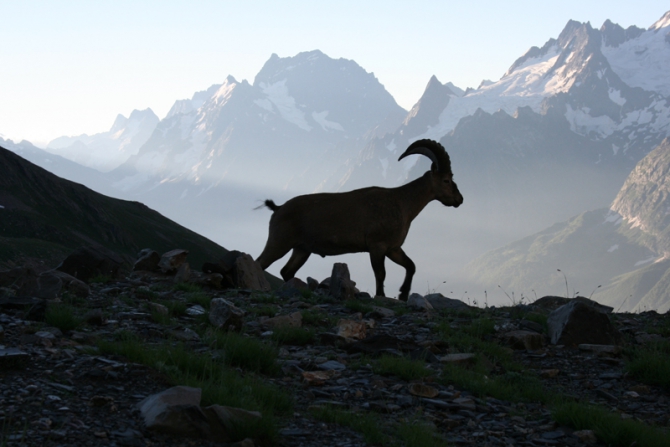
[
  {"left": 603, "top": 25, "right": 670, "bottom": 97},
  {"left": 259, "top": 80, "right": 312, "bottom": 131},
  {"left": 386, "top": 139, "right": 396, "bottom": 153},
  {"left": 608, "top": 88, "right": 626, "bottom": 106},
  {"left": 607, "top": 244, "right": 619, "bottom": 252},
  {"left": 380, "top": 157, "right": 389, "bottom": 178},
  {"left": 312, "top": 111, "right": 344, "bottom": 131},
  {"left": 603, "top": 211, "right": 623, "bottom": 225},
  {"left": 635, "top": 256, "right": 657, "bottom": 267},
  {"left": 254, "top": 98, "right": 273, "bottom": 112}
]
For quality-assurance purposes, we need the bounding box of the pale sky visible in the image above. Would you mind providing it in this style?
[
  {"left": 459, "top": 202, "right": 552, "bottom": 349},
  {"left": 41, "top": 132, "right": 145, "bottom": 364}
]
[{"left": 1, "top": 1, "right": 667, "bottom": 146}]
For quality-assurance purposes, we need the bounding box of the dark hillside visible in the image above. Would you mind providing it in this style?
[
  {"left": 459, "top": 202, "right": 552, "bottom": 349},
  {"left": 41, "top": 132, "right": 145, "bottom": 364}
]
[{"left": 0, "top": 146, "right": 230, "bottom": 268}]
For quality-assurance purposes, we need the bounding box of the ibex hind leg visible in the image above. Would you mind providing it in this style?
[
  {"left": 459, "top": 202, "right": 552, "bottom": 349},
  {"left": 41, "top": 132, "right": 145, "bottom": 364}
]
[
  {"left": 256, "top": 240, "right": 292, "bottom": 270},
  {"left": 280, "top": 249, "right": 311, "bottom": 281},
  {"left": 387, "top": 248, "right": 416, "bottom": 302}
]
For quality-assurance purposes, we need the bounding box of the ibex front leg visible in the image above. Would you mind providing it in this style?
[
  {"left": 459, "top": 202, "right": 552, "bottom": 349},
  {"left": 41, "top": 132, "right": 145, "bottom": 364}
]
[
  {"left": 369, "top": 249, "right": 386, "bottom": 298},
  {"left": 387, "top": 248, "right": 415, "bottom": 302}
]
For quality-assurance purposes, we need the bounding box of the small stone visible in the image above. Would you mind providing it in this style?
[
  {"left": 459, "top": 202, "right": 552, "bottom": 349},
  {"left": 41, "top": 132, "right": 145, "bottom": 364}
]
[
  {"left": 302, "top": 370, "right": 339, "bottom": 385},
  {"left": 503, "top": 330, "right": 544, "bottom": 350},
  {"left": 452, "top": 397, "right": 476, "bottom": 411},
  {"left": 336, "top": 319, "right": 366, "bottom": 339},
  {"left": 624, "top": 391, "right": 639, "bottom": 399},
  {"left": 408, "top": 383, "right": 439, "bottom": 398},
  {"left": 84, "top": 309, "right": 105, "bottom": 326},
  {"left": 186, "top": 305, "right": 206, "bottom": 316},
  {"left": 317, "top": 360, "right": 346, "bottom": 371},
  {"left": 629, "top": 384, "right": 650, "bottom": 394},
  {"left": 263, "top": 312, "right": 302, "bottom": 329},
  {"left": 540, "top": 369, "right": 560, "bottom": 378},
  {"left": 148, "top": 302, "right": 169, "bottom": 316},
  {"left": 573, "top": 429, "right": 597, "bottom": 444}
]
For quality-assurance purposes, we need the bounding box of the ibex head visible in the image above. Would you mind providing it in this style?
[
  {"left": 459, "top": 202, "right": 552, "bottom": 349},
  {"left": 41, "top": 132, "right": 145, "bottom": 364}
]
[{"left": 398, "top": 139, "right": 463, "bottom": 208}]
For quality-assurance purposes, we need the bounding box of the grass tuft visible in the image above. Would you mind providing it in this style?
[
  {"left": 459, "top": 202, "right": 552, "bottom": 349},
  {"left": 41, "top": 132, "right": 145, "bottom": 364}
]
[
  {"left": 45, "top": 303, "right": 82, "bottom": 332},
  {"left": 270, "top": 327, "right": 315, "bottom": 346},
  {"left": 373, "top": 355, "right": 433, "bottom": 381}
]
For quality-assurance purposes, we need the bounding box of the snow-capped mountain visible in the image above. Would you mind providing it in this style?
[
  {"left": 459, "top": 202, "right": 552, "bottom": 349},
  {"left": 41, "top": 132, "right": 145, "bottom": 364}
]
[
  {"left": 109, "top": 50, "right": 406, "bottom": 197},
  {"left": 46, "top": 108, "right": 159, "bottom": 172}
]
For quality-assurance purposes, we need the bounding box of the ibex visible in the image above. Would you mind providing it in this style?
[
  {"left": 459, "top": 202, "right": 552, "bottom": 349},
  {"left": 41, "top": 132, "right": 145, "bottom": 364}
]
[{"left": 257, "top": 139, "right": 463, "bottom": 301}]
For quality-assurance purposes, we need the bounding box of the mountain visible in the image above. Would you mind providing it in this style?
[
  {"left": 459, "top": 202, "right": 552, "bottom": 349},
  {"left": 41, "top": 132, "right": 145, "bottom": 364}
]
[
  {"left": 461, "top": 138, "right": 670, "bottom": 311},
  {"left": 109, "top": 50, "right": 406, "bottom": 196},
  {"left": 0, "top": 145, "right": 230, "bottom": 269},
  {"left": 314, "top": 12, "right": 670, "bottom": 297},
  {"left": 46, "top": 108, "right": 159, "bottom": 172},
  {"left": 0, "top": 137, "right": 112, "bottom": 195}
]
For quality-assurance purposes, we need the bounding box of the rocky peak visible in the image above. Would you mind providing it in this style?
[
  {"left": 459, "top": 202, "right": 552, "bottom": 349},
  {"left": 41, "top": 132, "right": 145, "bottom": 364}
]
[
  {"left": 600, "top": 19, "right": 644, "bottom": 48},
  {"left": 649, "top": 10, "right": 670, "bottom": 31},
  {"left": 610, "top": 138, "right": 670, "bottom": 255},
  {"left": 400, "top": 75, "right": 454, "bottom": 138}
]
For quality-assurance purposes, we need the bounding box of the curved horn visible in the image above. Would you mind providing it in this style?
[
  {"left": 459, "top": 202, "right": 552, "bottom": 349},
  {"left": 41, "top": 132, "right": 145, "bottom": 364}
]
[{"left": 398, "top": 139, "right": 451, "bottom": 173}]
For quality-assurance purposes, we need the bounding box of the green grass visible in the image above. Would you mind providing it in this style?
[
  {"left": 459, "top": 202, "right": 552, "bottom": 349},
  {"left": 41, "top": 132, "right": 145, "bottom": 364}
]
[
  {"left": 301, "top": 309, "right": 335, "bottom": 327},
  {"left": 185, "top": 291, "right": 211, "bottom": 308},
  {"left": 344, "top": 299, "right": 374, "bottom": 314},
  {"left": 135, "top": 286, "right": 158, "bottom": 300},
  {"left": 89, "top": 274, "right": 112, "bottom": 284},
  {"left": 626, "top": 340, "right": 670, "bottom": 391},
  {"left": 45, "top": 303, "right": 82, "bottom": 332},
  {"left": 373, "top": 355, "right": 433, "bottom": 381},
  {"left": 270, "top": 327, "right": 315, "bottom": 346},
  {"left": 553, "top": 401, "right": 670, "bottom": 447},
  {"left": 396, "top": 420, "right": 445, "bottom": 447},
  {"left": 309, "top": 405, "right": 387, "bottom": 445},
  {"left": 97, "top": 332, "right": 292, "bottom": 443},
  {"left": 174, "top": 282, "right": 203, "bottom": 293},
  {"left": 206, "top": 330, "right": 280, "bottom": 375},
  {"left": 249, "top": 305, "right": 278, "bottom": 318}
]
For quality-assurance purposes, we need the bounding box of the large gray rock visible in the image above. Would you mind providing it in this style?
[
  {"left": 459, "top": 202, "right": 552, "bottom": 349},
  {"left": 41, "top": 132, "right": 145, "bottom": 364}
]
[
  {"left": 424, "top": 293, "right": 470, "bottom": 310},
  {"left": 234, "top": 254, "right": 270, "bottom": 291},
  {"left": 133, "top": 249, "right": 160, "bottom": 272},
  {"left": 407, "top": 293, "right": 434, "bottom": 310},
  {"left": 547, "top": 299, "right": 622, "bottom": 347},
  {"left": 57, "top": 245, "right": 124, "bottom": 282},
  {"left": 137, "top": 386, "right": 261, "bottom": 442},
  {"left": 209, "top": 298, "right": 246, "bottom": 331},
  {"left": 138, "top": 386, "right": 207, "bottom": 438},
  {"left": 158, "top": 249, "right": 189, "bottom": 274},
  {"left": 329, "top": 263, "right": 356, "bottom": 300}
]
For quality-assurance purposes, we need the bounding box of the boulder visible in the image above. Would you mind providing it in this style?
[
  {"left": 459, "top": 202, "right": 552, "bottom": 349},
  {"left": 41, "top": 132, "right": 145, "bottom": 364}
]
[
  {"left": 133, "top": 249, "right": 160, "bottom": 272},
  {"left": 407, "top": 293, "right": 434, "bottom": 311},
  {"left": 0, "top": 267, "right": 61, "bottom": 300},
  {"left": 57, "top": 245, "right": 124, "bottom": 282},
  {"left": 234, "top": 254, "right": 270, "bottom": 291},
  {"left": 547, "top": 299, "right": 622, "bottom": 347},
  {"left": 424, "top": 293, "right": 470, "bottom": 310},
  {"left": 158, "top": 249, "right": 189, "bottom": 274},
  {"left": 502, "top": 330, "right": 544, "bottom": 350},
  {"left": 174, "top": 263, "right": 191, "bottom": 283},
  {"left": 137, "top": 386, "right": 260, "bottom": 443},
  {"left": 209, "top": 298, "right": 245, "bottom": 332},
  {"left": 329, "top": 263, "right": 356, "bottom": 300},
  {"left": 47, "top": 270, "right": 89, "bottom": 298}
]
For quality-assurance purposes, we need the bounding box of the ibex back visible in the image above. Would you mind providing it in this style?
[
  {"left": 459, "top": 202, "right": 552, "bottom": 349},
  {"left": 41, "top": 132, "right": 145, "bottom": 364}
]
[{"left": 257, "top": 139, "right": 463, "bottom": 301}]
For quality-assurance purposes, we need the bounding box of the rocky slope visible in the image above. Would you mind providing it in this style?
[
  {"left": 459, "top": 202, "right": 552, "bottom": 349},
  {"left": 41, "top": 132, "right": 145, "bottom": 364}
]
[{"left": 1, "top": 248, "right": 669, "bottom": 447}]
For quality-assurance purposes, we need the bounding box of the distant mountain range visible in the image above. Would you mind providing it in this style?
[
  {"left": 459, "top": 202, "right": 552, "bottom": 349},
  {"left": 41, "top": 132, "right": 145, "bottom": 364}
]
[
  {"left": 46, "top": 109, "right": 159, "bottom": 173},
  {"left": 462, "top": 138, "right": 670, "bottom": 312},
  {"left": 3, "top": 11, "right": 670, "bottom": 304}
]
